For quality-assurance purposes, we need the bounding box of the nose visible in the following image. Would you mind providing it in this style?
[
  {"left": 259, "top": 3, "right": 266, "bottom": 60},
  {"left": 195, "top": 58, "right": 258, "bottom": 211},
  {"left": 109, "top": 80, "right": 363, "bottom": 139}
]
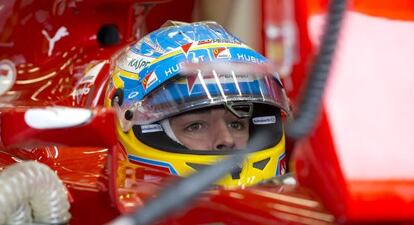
[{"left": 213, "top": 121, "right": 236, "bottom": 150}]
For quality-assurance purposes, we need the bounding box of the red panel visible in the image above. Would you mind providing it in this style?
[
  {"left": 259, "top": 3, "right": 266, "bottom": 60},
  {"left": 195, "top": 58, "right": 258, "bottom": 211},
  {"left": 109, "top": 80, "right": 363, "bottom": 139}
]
[
  {"left": 348, "top": 181, "right": 414, "bottom": 221},
  {"left": 292, "top": 0, "right": 414, "bottom": 222},
  {"left": 0, "top": 107, "right": 117, "bottom": 148},
  {"left": 145, "top": 0, "right": 196, "bottom": 33},
  {"left": 352, "top": 0, "right": 414, "bottom": 20},
  {"left": 292, "top": 111, "right": 348, "bottom": 218}
]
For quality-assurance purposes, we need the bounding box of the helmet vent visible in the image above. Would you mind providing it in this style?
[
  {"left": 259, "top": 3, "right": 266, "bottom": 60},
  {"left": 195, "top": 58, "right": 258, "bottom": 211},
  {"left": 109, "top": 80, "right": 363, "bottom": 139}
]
[
  {"left": 225, "top": 102, "right": 253, "bottom": 119},
  {"left": 186, "top": 162, "right": 209, "bottom": 171},
  {"left": 231, "top": 166, "right": 242, "bottom": 180},
  {"left": 252, "top": 157, "right": 270, "bottom": 170}
]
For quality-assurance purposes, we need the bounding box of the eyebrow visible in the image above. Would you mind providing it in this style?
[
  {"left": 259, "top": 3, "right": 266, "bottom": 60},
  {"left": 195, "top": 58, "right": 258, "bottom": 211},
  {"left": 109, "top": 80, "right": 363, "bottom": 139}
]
[
  {"left": 184, "top": 109, "right": 247, "bottom": 119},
  {"left": 184, "top": 110, "right": 211, "bottom": 116},
  {"left": 184, "top": 107, "right": 220, "bottom": 116}
]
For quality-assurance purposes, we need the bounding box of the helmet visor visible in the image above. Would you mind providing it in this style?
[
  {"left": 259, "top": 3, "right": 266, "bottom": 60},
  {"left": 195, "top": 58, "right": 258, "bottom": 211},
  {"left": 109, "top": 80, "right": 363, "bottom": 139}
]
[{"left": 126, "top": 62, "right": 290, "bottom": 125}]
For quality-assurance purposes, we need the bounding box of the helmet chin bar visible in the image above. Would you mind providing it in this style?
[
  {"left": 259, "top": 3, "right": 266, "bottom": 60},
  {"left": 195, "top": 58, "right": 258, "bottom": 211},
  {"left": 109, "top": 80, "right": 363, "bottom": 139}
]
[{"left": 224, "top": 101, "right": 253, "bottom": 119}]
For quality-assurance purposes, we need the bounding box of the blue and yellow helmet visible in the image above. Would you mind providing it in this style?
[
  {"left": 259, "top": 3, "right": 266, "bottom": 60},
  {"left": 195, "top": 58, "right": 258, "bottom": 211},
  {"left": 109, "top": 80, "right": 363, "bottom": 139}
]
[{"left": 105, "top": 21, "right": 290, "bottom": 187}]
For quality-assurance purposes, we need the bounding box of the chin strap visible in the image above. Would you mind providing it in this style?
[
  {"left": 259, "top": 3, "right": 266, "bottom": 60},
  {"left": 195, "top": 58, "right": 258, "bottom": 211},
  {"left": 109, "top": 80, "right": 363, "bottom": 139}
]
[{"left": 160, "top": 119, "right": 182, "bottom": 145}]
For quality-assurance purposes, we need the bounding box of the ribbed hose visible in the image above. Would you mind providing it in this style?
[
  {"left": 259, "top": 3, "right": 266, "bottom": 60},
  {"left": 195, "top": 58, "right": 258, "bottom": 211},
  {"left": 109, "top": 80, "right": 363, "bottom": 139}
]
[
  {"left": 0, "top": 161, "right": 71, "bottom": 225},
  {"left": 7, "top": 203, "right": 32, "bottom": 224}
]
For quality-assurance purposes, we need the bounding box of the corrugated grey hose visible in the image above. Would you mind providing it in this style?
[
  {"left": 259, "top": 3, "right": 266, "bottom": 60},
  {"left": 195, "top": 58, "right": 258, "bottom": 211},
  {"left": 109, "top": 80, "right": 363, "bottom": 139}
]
[{"left": 0, "top": 161, "right": 71, "bottom": 225}]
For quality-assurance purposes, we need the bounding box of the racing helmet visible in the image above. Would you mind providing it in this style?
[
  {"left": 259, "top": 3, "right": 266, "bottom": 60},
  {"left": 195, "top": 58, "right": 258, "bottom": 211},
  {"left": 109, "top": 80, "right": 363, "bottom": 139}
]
[{"left": 105, "top": 21, "right": 290, "bottom": 187}]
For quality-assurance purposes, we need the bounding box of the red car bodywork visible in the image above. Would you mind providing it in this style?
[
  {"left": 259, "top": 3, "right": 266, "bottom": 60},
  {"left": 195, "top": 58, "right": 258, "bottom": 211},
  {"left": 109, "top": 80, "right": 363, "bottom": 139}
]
[{"left": 1, "top": 0, "right": 414, "bottom": 224}]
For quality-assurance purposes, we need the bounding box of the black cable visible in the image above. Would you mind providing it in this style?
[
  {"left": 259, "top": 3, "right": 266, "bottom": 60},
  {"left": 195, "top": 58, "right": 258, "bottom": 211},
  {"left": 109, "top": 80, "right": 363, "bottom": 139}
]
[
  {"left": 286, "top": 0, "right": 348, "bottom": 139},
  {"left": 109, "top": 0, "right": 348, "bottom": 224}
]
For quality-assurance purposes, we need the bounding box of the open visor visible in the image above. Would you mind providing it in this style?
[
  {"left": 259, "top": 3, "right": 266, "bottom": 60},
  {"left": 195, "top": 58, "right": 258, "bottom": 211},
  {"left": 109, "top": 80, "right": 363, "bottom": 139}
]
[{"left": 118, "top": 62, "right": 290, "bottom": 129}]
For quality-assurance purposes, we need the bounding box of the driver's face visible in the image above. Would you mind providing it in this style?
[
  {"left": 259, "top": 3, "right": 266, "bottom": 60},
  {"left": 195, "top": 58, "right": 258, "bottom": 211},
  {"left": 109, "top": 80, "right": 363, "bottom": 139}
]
[{"left": 170, "top": 108, "right": 250, "bottom": 151}]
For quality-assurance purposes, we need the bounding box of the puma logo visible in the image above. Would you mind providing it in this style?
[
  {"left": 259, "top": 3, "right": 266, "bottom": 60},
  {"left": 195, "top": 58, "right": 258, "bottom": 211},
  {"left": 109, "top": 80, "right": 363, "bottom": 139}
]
[{"left": 42, "top": 26, "right": 69, "bottom": 56}]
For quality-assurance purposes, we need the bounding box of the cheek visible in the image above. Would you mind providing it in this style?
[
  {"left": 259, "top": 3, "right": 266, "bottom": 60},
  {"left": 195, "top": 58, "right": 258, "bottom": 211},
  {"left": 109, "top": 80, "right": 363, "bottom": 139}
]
[{"left": 234, "top": 131, "right": 250, "bottom": 148}]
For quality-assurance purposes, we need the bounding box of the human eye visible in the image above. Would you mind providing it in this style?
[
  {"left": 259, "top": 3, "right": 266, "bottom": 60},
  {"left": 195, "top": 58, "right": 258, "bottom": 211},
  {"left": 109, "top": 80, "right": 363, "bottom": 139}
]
[
  {"left": 228, "top": 120, "right": 247, "bottom": 130},
  {"left": 185, "top": 122, "right": 205, "bottom": 132}
]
